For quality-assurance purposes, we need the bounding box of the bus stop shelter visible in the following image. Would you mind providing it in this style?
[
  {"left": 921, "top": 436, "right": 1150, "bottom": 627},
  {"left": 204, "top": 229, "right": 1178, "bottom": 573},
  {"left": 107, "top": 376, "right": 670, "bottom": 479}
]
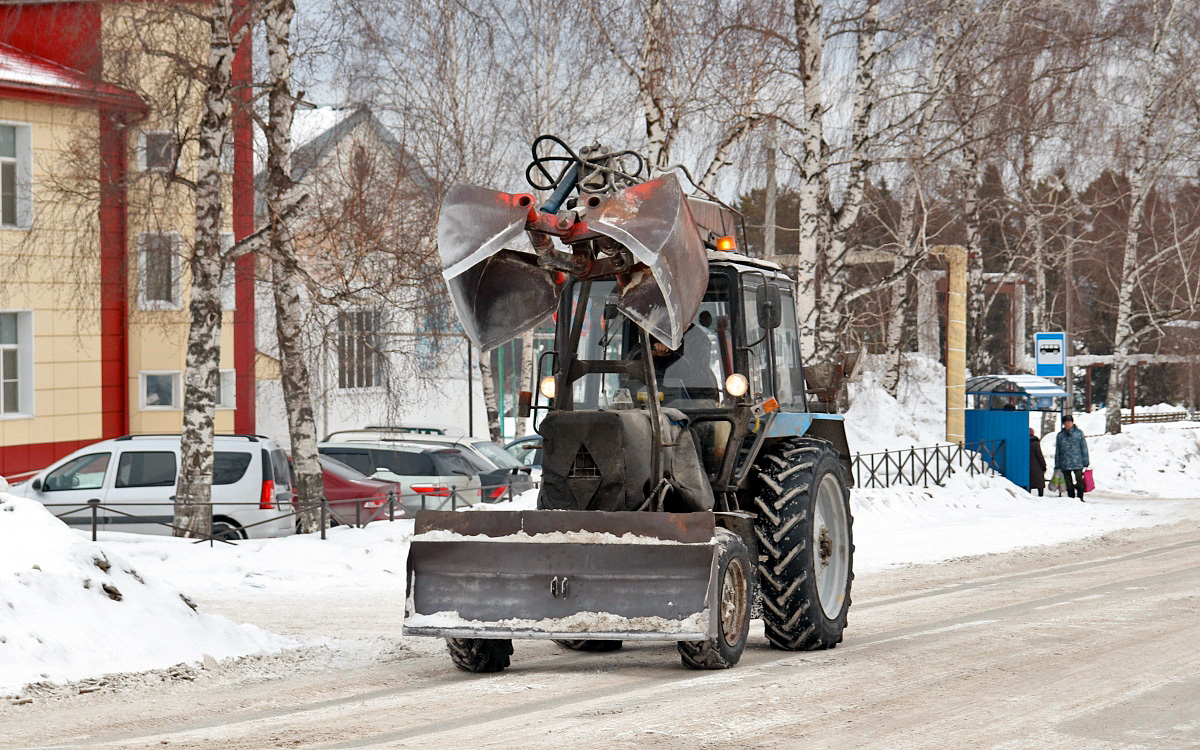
[{"left": 965, "top": 375, "right": 1068, "bottom": 490}]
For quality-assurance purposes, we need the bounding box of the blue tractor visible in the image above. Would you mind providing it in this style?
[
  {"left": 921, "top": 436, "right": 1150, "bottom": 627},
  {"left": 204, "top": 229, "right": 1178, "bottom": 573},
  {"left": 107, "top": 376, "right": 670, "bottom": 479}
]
[{"left": 405, "top": 138, "right": 855, "bottom": 672}]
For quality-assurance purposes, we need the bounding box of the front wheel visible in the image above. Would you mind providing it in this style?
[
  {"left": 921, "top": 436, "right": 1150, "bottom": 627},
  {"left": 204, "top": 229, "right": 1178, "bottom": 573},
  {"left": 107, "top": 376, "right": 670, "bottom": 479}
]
[
  {"left": 678, "top": 528, "right": 751, "bottom": 669},
  {"left": 753, "top": 438, "right": 853, "bottom": 651},
  {"left": 446, "top": 638, "right": 513, "bottom": 673}
]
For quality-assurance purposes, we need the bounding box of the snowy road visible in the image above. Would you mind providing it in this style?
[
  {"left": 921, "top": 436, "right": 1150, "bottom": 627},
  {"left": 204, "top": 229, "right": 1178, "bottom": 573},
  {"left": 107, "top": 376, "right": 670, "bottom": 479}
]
[{"left": 4, "top": 512, "right": 1200, "bottom": 749}]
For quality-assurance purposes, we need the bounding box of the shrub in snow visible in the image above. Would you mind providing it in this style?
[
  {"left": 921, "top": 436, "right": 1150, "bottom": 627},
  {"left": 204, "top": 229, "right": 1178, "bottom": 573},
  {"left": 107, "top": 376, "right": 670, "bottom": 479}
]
[{"left": 0, "top": 494, "right": 288, "bottom": 692}]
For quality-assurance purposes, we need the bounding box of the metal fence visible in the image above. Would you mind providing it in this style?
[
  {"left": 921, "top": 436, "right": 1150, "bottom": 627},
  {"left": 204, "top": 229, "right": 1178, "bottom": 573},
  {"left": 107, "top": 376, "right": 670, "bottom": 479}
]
[
  {"left": 851, "top": 440, "right": 1006, "bottom": 489},
  {"left": 1122, "top": 410, "right": 1190, "bottom": 424},
  {"left": 38, "top": 481, "right": 535, "bottom": 545}
]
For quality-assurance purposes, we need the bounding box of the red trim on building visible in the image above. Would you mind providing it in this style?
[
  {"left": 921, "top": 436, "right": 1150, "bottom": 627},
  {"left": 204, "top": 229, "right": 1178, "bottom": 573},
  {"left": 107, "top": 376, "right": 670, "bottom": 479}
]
[
  {"left": 231, "top": 4, "right": 256, "bottom": 433},
  {"left": 99, "top": 110, "right": 131, "bottom": 439},
  {"left": 0, "top": 3, "right": 99, "bottom": 73},
  {"left": 0, "top": 439, "right": 92, "bottom": 480}
]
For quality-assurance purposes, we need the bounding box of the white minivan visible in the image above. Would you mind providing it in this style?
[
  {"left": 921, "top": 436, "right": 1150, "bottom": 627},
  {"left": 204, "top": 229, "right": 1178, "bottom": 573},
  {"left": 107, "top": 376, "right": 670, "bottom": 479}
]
[{"left": 11, "top": 434, "right": 296, "bottom": 540}]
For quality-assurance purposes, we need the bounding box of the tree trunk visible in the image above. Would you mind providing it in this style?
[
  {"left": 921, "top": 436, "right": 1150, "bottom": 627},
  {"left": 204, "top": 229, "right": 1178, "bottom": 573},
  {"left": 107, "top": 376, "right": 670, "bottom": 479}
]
[
  {"left": 479, "top": 353, "right": 502, "bottom": 443},
  {"left": 640, "top": 0, "right": 671, "bottom": 169},
  {"left": 175, "top": 1, "right": 236, "bottom": 538},
  {"left": 1104, "top": 0, "right": 1176, "bottom": 435},
  {"left": 792, "top": 0, "right": 826, "bottom": 358},
  {"left": 264, "top": 0, "right": 324, "bottom": 532},
  {"left": 763, "top": 121, "right": 777, "bottom": 259},
  {"left": 513, "top": 329, "right": 535, "bottom": 437}
]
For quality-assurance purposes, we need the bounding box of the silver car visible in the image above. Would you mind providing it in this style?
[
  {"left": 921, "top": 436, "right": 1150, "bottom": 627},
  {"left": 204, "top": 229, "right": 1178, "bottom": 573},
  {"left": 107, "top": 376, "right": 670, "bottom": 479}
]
[{"left": 316, "top": 441, "right": 483, "bottom": 513}]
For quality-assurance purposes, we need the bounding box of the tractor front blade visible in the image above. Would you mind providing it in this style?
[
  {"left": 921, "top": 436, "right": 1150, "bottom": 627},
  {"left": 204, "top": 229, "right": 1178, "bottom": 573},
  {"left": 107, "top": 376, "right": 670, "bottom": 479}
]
[{"left": 403, "top": 510, "right": 720, "bottom": 641}]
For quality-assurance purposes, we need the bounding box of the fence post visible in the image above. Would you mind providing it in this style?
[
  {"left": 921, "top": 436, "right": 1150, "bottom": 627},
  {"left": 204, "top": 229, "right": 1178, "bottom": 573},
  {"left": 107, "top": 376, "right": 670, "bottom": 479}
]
[
  {"left": 320, "top": 501, "right": 327, "bottom": 540},
  {"left": 355, "top": 499, "right": 362, "bottom": 528},
  {"left": 88, "top": 498, "right": 99, "bottom": 541},
  {"left": 388, "top": 491, "right": 395, "bottom": 523}
]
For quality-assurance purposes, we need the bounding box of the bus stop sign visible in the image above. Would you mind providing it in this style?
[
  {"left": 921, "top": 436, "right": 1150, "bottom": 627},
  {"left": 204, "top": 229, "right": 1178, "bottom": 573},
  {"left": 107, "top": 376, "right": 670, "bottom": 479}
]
[{"left": 1035, "top": 332, "right": 1066, "bottom": 377}]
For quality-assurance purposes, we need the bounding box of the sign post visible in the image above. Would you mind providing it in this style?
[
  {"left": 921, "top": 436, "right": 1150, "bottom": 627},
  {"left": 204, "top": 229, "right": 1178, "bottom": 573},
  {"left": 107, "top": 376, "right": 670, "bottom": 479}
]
[{"left": 1034, "top": 332, "right": 1066, "bottom": 378}]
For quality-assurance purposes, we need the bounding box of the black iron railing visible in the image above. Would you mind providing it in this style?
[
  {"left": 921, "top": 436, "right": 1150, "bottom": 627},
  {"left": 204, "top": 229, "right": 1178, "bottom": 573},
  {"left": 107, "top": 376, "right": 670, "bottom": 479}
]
[
  {"left": 851, "top": 440, "right": 1006, "bottom": 489},
  {"left": 36, "top": 481, "right": 537, "bottom": 544}
]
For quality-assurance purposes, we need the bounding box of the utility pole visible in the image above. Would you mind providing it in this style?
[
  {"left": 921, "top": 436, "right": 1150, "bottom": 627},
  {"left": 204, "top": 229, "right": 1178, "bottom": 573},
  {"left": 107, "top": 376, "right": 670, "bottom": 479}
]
[{"left": 763, "top": 121, "right": 777, "bottom": 260}]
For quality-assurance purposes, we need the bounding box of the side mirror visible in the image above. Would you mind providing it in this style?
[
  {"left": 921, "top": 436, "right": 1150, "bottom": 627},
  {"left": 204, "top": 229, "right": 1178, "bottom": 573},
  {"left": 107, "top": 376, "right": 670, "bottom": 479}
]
[
  {"left": 756, "top": 283, "right": 782, "bottom": 330},
  {"left": 602, "top": 302, "right": 618, "bottom": 321},
  {"left": 31, "top": 477, "right": 42, "bottom": 491},
  {"left": 517, "top": 389, "right": 532, "bottom": 418}
]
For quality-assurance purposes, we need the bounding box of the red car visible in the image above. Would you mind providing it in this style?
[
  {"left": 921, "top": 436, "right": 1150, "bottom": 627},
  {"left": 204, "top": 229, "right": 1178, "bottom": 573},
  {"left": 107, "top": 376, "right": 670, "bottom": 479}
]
[{"left": 288, "top": 454, "right": 405, "bottom": 525}]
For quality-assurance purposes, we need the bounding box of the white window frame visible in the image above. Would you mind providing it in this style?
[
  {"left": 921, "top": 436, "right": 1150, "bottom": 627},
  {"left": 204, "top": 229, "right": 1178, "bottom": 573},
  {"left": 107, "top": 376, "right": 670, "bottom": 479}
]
[
  {"left": 0, "top": 310, "right": 34, "bottom": 419},
  {"left": 215, "top": 369, "right": 236, "bottom": 409},
  {"left": 139, "top": 370, "right": 181, "bottom": 410},
  {"left": 219, "top": 232, "right": 236, "bottom": 311},
  {"left": 137, "top": 130, "right": 175, "bottom": 173},
  {"left": 137, "top": 231, "right": 183, "bottom": 310},
  {"left": 0, "top": 121, "right": 33, "bottom": 230}
]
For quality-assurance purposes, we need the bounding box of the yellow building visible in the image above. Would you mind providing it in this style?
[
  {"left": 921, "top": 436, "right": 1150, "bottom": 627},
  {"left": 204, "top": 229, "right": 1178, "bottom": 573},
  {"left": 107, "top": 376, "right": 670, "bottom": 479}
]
[{"left": 0, "top": 3, "right": 256, "bottom": 477}]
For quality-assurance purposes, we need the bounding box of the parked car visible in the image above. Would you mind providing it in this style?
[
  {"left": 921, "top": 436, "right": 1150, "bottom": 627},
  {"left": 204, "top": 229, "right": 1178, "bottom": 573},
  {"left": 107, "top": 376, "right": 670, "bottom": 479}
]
[
  {"left": 317, "top": 441, "right": 486, "bottom": 514},
  {"left": 504, "top": 435, "right": 543, "bottom": 470},
  {"left": 323, "top": 423, "right": 464, "bottom": 442},
  {"left": 286, "top": 453, "right": 404, "bottom": 526},
  {"left": 10, "top": 434, "right": 296, "bottom": 540},
  {"left": 323, "top": 432, "right": 536, "bottom": 499}
]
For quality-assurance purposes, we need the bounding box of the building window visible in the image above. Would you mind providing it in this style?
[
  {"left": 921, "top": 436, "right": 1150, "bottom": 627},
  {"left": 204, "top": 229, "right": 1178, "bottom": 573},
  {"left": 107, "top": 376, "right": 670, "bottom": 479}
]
[
  {"left": 215, "top": 369, "right": 236, "bottom": 409},
  {"left": 337, "top": 310, "right": 385, "bottom": 389},
  {"left": 0, "top": 123, "right": 32, "bottom": 229},
  {"left": 140, "top": 371, "right": 181, "bottom": 409},
  {"left": 0, "top": 311, "right": 33, "bottom": 417},
  {"left": 138, "top": 131, "right": 175, "bottom": 172},
  {"left": 138, "top": 232, "right": 182, "bottom": 310}
]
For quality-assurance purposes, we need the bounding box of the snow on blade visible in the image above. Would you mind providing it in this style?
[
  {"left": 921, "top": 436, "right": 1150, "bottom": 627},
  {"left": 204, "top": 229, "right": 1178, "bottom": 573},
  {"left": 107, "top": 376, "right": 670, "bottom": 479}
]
[
  {"left": 0, "top": 495, "right": 289, "bottom": 692},
  {"left": 405, "top": 609, "right": 710, "bottom": 635},
  {"left": 411, "top": 529, "right": 714, "bottom": 545}
]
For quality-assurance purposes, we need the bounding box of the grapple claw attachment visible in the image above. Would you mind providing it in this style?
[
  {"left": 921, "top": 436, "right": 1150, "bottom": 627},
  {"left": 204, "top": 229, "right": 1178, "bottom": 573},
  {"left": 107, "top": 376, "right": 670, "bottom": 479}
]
[{"left": 437, "top": 184, "right": 559, "bottom": 351}]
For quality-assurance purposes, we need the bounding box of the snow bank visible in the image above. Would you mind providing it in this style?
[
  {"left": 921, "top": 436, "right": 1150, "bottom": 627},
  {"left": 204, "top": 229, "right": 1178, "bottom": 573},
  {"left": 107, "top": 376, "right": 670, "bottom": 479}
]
[
  {"left": 851, "top": 471, "right": 1198, "bottom": 571},
  {"left": 1040, "top": 419, "right": 1200, "bottom": 498},
  {"left": 95, "top": 519, "right": 415, "bottom": 600},
  {"left": 0, "top": 495, "right": 288, "bottom": 693},
  {"left": 845, "top": 354, "right": 948, "bottom": 454}
]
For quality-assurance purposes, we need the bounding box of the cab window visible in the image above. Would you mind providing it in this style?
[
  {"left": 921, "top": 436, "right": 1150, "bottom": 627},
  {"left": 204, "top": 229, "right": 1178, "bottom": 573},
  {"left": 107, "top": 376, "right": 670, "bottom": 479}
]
[{"left": 43, "top": 453, "right": 111, "bottom": 491}]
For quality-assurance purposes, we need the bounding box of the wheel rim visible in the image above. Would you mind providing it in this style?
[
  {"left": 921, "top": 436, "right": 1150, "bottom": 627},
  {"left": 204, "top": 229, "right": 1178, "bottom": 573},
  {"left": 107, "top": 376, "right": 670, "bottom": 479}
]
[
  {"left": 812, "top": 473, "right": 849, "bottom": 619},
  {"left": 720, "top": 556, "right": 748, "bottom": 647}
]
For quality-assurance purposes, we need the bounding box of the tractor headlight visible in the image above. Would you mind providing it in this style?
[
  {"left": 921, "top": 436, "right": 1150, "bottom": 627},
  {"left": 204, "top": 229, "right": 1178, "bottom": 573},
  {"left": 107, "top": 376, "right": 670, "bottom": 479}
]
[
  {"left": 540, "top": 376, "right": 557, "bottom": 400},
  {"left": 725, "top": 373, "right": 748, "bottom": 397}
]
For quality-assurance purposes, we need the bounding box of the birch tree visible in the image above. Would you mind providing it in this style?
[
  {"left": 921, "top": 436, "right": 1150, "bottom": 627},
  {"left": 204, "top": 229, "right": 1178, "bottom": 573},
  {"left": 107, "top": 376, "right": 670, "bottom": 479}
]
[
  {"left": 788, "top": 0, "right": 881, "bottom": 360},
  {"left": 262, "top": 0, "right": 325, "bottom": 532},
  {"left": 1105, "top": 0, "right": 1186, "bottom": 434},
  {"left": 176, "top": 0, "right": 267, "bottom": 538}
]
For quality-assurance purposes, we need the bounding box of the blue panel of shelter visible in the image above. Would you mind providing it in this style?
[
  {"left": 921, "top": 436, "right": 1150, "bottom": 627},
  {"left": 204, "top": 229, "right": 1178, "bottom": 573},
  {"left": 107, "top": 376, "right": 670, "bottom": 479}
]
[{"left": 965, "top": 409, "right": 1030, "bottom": 490}]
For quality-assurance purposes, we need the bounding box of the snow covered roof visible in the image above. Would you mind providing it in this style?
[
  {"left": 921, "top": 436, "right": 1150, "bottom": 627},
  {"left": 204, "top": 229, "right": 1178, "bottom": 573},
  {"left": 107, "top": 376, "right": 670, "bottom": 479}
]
[
  {"left": 966, "top": 374, "right": 1067, "bottom": 398},
  {"left": 0, "top": 42, "right": 141, "bottom": 109}
]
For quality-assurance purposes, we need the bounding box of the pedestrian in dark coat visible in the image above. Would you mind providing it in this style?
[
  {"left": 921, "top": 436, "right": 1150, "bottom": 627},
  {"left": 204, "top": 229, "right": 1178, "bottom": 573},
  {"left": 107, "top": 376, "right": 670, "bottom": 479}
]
[
  {"left": 1055, "top": 414, "right": 1090, "bottom": 501},
  {"left": 1029, "top": 428, "right": 1047, "bottom": 496}
]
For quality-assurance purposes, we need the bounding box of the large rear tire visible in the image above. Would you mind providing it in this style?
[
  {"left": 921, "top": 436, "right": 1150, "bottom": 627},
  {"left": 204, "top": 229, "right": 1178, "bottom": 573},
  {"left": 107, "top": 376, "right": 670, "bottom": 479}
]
[
  {"left": 753, "top": 438, "right": 853, "bottom": 651},
  {"left": 446, "top": 638, "right": 513, "bottom": 673},
  {"left": 553, "top": 639, "right": 624, "bottom": 652},
  {"left": 678, "top": 528, "right": 751, "bottom": 669}
]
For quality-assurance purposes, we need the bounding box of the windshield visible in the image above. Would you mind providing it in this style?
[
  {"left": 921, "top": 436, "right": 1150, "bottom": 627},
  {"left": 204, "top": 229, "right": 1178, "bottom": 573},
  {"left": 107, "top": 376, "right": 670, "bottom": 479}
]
[
  {"left": 571, "top": 278, "right": 729, "bottom": 410},
  {"left": 472, "top": 441, "right": 521, "bottom": 469}
]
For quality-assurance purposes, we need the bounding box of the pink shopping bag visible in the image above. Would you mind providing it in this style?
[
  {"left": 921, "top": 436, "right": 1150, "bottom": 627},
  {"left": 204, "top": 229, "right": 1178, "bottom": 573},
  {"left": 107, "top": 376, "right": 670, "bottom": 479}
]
[{"left": 1083, "top": 468, "right": 1095, "bottom": 493}]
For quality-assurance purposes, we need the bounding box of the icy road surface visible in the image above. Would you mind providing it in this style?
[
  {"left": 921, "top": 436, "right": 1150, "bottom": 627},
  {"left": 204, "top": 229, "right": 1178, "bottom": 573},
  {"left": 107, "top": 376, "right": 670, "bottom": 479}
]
[{"left": 3, "top": 504, "right": 1199, "bottom": 749}]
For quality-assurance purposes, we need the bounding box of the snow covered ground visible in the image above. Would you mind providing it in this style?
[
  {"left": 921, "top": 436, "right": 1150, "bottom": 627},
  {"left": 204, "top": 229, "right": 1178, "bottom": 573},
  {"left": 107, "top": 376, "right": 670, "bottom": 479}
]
[
  {"left": 4, "top": 354, "right": 1198, "bottom": 696},
  {"left": 0, "top": 495, "right": 288, "bottom": 694}
]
